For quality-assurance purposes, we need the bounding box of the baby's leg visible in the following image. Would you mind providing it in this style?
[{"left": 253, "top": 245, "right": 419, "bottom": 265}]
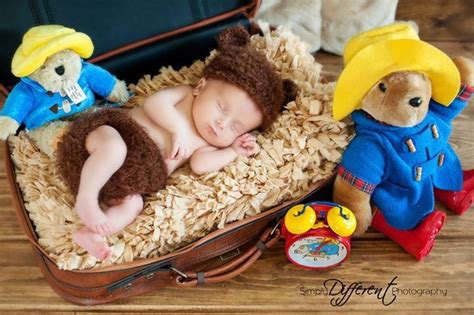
[
  {"left": 73, "top": 194, "right": 143, "bottom": 260},
  {"left": 74, "top": 125, "right": 128, "bottom": 235},
  {"left": 103, "top": 194, "right": 144, "bottom": 234}
]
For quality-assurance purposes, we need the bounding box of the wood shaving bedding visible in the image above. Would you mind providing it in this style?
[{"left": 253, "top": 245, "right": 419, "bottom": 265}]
[{"left": 9, "top": 23, "right": 353, "bottom": 270}]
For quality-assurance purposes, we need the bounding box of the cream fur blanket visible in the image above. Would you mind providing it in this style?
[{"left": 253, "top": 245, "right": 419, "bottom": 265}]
[
  {"left": 9, "top": 24, "right": 353, "bottom": 270},
  {"left": 257, "top": 0, "right": 399, "bottom": 54}
]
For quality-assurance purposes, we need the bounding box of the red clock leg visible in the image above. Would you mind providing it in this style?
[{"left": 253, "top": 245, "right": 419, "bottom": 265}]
[
  {"left": 371, "top": 209, "right": 446, "bottom": 260},
  {"left": 434, "top": 169, "right": 474, "bottom": 215}
]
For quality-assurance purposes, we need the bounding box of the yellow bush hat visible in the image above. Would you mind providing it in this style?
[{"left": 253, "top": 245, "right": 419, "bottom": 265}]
[
  {"left": 11, "top": 25, "right": 94, "bottom": 77},
  {"left": 333, "top": 23, "right": 460, "bottom": 121}
]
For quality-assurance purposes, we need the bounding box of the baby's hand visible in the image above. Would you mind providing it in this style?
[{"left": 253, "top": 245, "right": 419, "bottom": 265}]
[
  {"left": 169, "top": 130, "right": 194, "bottom": 160},
  {"left": 231, "top": 133, "right": 260, "bottom": 157}
]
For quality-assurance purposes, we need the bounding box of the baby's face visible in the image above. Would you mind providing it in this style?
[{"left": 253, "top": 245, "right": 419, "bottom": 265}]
[{"left": 192, "top": 78, "right": 263, "bottom": 148}]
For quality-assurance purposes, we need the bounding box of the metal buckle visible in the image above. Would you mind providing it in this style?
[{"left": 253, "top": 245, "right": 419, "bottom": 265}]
[
  {"left": 219, "top": 248, "right": 241, "bottom": 261},
  {"left": 270, "top": 220, "right": 280, "bottom": 236},
  {"left": 169, "top": 266, "right": 189, "bottom": 280}
]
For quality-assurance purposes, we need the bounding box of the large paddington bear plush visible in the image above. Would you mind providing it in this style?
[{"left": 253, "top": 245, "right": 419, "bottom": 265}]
[{"left": 332, "top": 23, "right": 474, "bottom": 260}]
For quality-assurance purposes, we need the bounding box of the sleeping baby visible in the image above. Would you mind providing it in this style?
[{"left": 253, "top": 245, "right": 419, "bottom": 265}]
[{"left": 56, "top": 25, "right": 297, "bottom": 260}]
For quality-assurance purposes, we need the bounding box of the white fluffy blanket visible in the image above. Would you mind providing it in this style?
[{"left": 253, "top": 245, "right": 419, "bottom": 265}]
[{"left": 257, "top": 0, "right": 399, "bottom": 54}]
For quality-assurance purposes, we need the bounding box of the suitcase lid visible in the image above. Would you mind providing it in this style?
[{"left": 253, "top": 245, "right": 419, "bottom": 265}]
[{"left": 0, "top": 0, "right": 260, "bottom": 86}]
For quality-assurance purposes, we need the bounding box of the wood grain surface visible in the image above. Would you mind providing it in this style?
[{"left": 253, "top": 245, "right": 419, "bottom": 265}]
[
  {"left": 397, "top": 0, "right": 474, "bottom": 42},
  {"left": 0, "top": 2, "right": 473, "bottom": 313}
]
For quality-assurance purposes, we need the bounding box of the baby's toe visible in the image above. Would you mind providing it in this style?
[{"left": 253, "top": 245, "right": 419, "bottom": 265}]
[
  {"left": 99, "top": 224, "right": 111, "bottom": 235},
  {"left": 99, "top": 246, "right": 113, "bottom": 261},
  {"left": 96, "top": 224, "right": 106, "bottom": 235},
  {"left": 103, "top": 223, "right": 112, "bottom": 235},
  {"left": 82, "top": 221, "right": 96, "bottom": 233},
  {"left": 104, "top": 247, "right": 113, "bottom": 260},
  {"left": 90, "top": 225, "right": 99, "bottom": 234}
]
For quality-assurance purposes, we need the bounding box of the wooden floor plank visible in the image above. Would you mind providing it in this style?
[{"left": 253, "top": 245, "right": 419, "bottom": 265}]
[
  {"left": 0, "top": 240, "right": 472, "bottom": 312},
  {"left": 397, "top": 0, "right": 474, "bottom": 42}
]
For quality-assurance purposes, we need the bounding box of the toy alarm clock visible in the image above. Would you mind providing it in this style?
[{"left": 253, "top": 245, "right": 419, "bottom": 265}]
[{"left": 281, "top": 201, "right": 357, "bottom": 270}]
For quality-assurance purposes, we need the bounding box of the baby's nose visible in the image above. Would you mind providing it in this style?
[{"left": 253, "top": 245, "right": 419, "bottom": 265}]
[{"left": 216, "top": 118, "right": 229, "bottom": 129}]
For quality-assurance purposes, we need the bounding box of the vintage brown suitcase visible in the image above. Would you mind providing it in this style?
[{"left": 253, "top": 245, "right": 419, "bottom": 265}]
[
  {"left": 1, "top": 0, "right": 335, "bottom": 305},
  {"left": 5, "top": 146, "right": 332, "bottom": 304}
]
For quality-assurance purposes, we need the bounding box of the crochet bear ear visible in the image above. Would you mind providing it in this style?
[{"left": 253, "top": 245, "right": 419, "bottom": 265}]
[
  {"left": 216, "top": 25, "right": 250, "bottom": 51},
  {"left": 282, "top": 79, "right": 298, "bottom": 108}
]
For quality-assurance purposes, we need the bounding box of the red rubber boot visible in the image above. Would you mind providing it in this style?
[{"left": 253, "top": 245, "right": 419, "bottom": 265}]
[
  {"left": 371, "top": 209, "right": 446, "bottom": 261},
  {"left": 434, "top": 170, "right": 474, "bottom": 215}
]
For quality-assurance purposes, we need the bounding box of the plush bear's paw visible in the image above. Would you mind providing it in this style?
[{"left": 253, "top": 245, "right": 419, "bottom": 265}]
[
  {"left": 0, "top": 116, "right": 19, "bottom": 140},
  {"left": 353, "top": 210, "right": 373, "bottom": 236},
  {"left": 452, "top": 56, "right": 474, "bottom": 86},
  {"left": 333, "top": 175, "right": 373, "bottom": 236},
  {"left": 107, "top": 79, "right": 130, "bottom": 103},
  {"left": 28, "top": 121, "right": 70, "bottom": 158}
]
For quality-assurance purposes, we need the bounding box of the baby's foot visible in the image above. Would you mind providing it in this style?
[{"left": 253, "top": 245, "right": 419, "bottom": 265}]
[
  {"left": 73, "top": 228, "right": 113, "bottom": 261},
  {"left": 74, "top": 195, "right": 111, "bottom": 235}
]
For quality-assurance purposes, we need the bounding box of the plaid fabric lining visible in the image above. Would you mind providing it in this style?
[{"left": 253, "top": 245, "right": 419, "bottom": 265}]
[
  {"left": 337, "top": 165, "right": 376, "bottom": 194},
  {"left": 457, "top": 84, "right": 474, "bottom": 102}
]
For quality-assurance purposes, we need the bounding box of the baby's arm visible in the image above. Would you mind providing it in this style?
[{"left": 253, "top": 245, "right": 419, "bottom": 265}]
[
  {"left": 190, "top": 146, "right": 237, "bottom": 175},
  {"left": 143, "top": 85, "right": 192, "bottom": 134},
  {"left": 144, "top": 85, "right": 195, "bottom": 159},
  {"left": 190, "top": 133, "right": 259, "bottom": 175}
]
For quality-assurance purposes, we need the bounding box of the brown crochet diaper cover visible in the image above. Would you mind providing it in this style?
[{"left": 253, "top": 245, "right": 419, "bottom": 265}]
[{"left": 56, "top": 108, "right": 168, "bottom": 203}]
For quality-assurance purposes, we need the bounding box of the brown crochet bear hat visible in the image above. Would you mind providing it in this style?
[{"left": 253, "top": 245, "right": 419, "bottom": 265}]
[{"left": 203, "top": 25, "right": 298, "bottom": 130}]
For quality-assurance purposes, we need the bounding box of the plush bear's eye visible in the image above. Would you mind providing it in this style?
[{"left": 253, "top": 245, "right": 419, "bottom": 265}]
[{"left": 378, "top": 82, "right": 387, "bottom": 92}]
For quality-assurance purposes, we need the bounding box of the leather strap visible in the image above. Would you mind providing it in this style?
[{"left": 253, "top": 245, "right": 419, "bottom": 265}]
[
  {"left": 172, "top": 226, "right": 281, "bottom": 287},
  {"left": 197, "top": 272, "right": 205, "bottom": 285},
  {"left": 255, "top": 240, "right": 268, "bottom": 252}
]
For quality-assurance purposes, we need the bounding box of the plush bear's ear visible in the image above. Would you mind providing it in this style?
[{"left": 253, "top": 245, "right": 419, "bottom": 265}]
[
  {"left": 282, "top": 79, "right": 298, "bottom": 109},
  {"left": 216, "top": 25, "right": 250, "bottom": 51}
]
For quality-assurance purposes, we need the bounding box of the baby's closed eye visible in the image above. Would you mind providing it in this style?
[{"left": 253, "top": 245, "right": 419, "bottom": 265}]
[
  {"left": 217, "top": 102, "right": 225, "bottom": 112},
  {"left": 231, "top": 124, "right": 239, "bottom": 133}
]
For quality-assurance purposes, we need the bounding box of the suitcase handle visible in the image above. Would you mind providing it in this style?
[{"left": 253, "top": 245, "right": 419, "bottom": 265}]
[{"left": 171, "top": 224, "right": 281, "bottom": 287}]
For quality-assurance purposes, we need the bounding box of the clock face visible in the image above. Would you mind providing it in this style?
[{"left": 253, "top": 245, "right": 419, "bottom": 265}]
[{"left": 287, "top": 236, "right": 348, "bottom": 269}]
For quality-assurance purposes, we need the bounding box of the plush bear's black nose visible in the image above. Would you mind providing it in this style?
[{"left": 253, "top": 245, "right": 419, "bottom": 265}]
[
  {"left": 55, "top": 65, "right": 65, "bottom": 76},
  {"left": 409, "top": 97, "right": 423, "bottom": 107}
]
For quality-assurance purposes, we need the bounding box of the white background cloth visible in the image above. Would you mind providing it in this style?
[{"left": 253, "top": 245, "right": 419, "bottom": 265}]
[{"left": 257, "top": 0, "right": 399, "bottom": 55}]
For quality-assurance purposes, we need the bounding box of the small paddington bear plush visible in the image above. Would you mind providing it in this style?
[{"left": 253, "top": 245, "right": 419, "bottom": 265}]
[
  {"left": 332, "top": 23, "right": 474, "bottom": 260},
  {"left": 0, "top": 25, "right": 129, "bottom": 140}
]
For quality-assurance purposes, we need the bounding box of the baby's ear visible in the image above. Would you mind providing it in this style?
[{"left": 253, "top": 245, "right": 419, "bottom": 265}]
[
  {"left": 193, "top": 78, "right": 207, "bottom": 96},
  {"left": 216, "top": 25, "right": 250, "bottom": 51},
  {"left": 282, "top": 79, "right": 298, "bottom": 109}
]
